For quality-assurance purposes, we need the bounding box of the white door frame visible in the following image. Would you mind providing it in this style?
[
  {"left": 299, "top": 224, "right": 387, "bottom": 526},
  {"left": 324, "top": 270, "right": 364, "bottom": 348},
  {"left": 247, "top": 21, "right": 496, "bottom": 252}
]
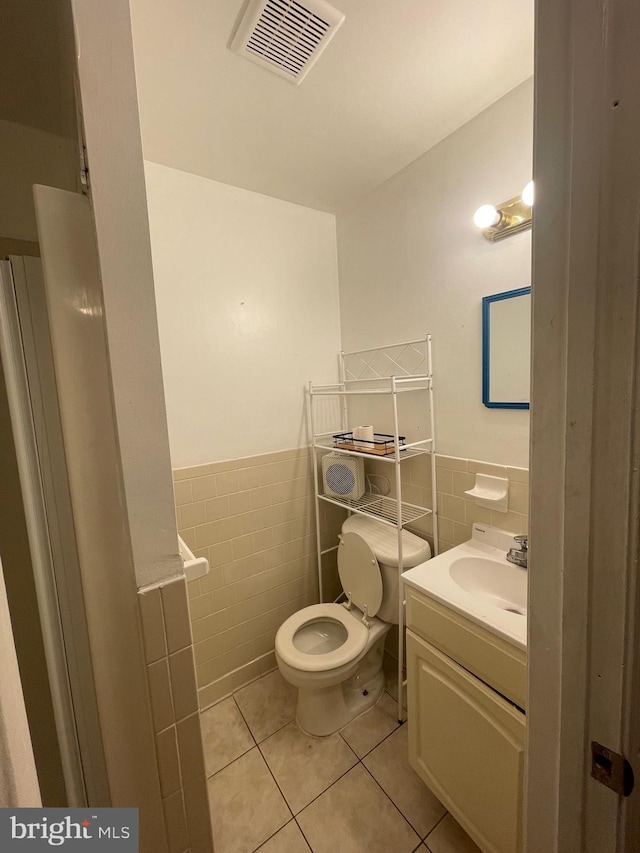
[{"left": 528, "top": 0, "right": 640, "bottom": 849}]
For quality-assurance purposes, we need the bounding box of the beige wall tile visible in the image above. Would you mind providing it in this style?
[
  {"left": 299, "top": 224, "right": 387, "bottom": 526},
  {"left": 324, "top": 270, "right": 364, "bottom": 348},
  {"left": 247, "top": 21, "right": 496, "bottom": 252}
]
[
  {"left": 162, "top": 790, "right": 189, "bottom": 853},
  {"left": 464, "top": 501, "right": 493, "bottom": 526},
  {"left": 262, "top": 503, "right": 287, "bottom": 527},
  {"left": 222, "top": 560, "right": 245, "bottom": 587},
  {"left": 467, "top": 459, "right": 508, "bottom": 478},
  {"left": 179, "top": 527, "right": 197, "bottom": 550},
  {"left": 162, "top": 578, "right": 192, "bottom": 654},
  {"left": 451, "top": 471, "right": 476, "bottom": 498},
  {"left": 173, "top": 480, "right": 192, "bottom": 506},
  {"left": 198, "top": 660, "right": 262, "bottom": 709},
  {"left": 244, "top": 552, "right": 266, "bottom": 577},
  {"left": 176, "top": 713, "right": 207, "bottom": 783},
  {"left": 207, "top": 541, "right": 234, "bottom": 569},
  {"left": 507, "top": 466, "right": 529, "bottom": 484},
  {"left": 187, "top": 578, "right": 202, "bottom": 599},
  {"left": 138, "top": 587, "right": 166, "bottom": 664},
  {"left": 199, "top": 566, "right": 224, "bottom": 593},
  {"left": 264, "top": 544, "right": 286, "bottom": 570},
  {"left": 205, "top": 495, "right": 230, "bottom": 521},
  {"left": 259, "top": 652, "right": 277, "bottom": 675},
  {"left": 191, "top": 610, "right": 228, "bottom": 644},
  {"left": 182, "top": 776, "right": 214, "bottom": 852},
  {"left": 269, "top": 477, "right": 311, "bottom": 505},
  {"left": 251, "top": 485, "right": 272, "bottom": 510},
  {"left": 435, "top": 468, "right": 453, "bottom": 494},
  {"left": 232, "top": 534, "right": 255, "bottom": 560},
  {"left": 228, "top": 491, "right": 252, "bottom": 515},
  {"left": 509, "top": 481, "right": 530, "bottom": 515},
  {"left": 401, "top": 483, "right": 422, "bottom": 505},
  {"left": 191, "top": 474, "right": 217, "bottom": 502},
  {"left": 435, "top": 516, "right": 454, "bottom": 543},
  {"left": 169, "top": 647, "right": 199, "bottom": 722},
  {"left": 173, "top": 463, "right": 212, "bottom": 481},
  {"left": 272, "top": 522, "right": 293, "bottom": 545},
  {"left": 179, "top": 501, "right": 206, "bottom": 529},
  {"left": 491, "top": 510, "right": 528, "bottom": 533},
  {"left": 156, "top": 726, "right": 181, "bottom": 799},
  {"left": 188, "top": 593, "right": 213, "bottom": 622},
  {"left": 440, "top": 493, "right": 466, "bottom": 524},
  {"left": 238, "top": 466, "right": 263, "bottom": 491},
  {"left": 216, "top": 470, "right": 240, "bottom": 495},
  {"left": 174, "top": 446, "right": 535, "bottom": 705},
  {"left": 453, "top": 522, "right": 472, "bottom": 546},
  {"left": 147, "top": 659, "right": 174, "bottom": 733},
  {"left": 253, "top": 528, "right": 273, "bottom": 553},
  {"left": 435, "top": 455, "right": 468, "bottom": 471},
  {"left": 241, "top": 509, "right": 264, "bottom": 534}
]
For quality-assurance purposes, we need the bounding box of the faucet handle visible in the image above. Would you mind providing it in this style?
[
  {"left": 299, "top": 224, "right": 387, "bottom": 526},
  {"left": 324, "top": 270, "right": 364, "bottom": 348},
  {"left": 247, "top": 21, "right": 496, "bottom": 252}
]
[{"left": 514, "top": 535, "right": 528, "bottom": 550}]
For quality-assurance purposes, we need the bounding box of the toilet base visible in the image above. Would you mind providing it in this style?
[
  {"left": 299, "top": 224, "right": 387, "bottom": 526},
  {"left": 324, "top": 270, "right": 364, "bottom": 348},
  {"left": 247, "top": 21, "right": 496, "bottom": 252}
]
[
  {"left": 296, "top": 669, "right": 385, "bottom": 737},
  {"left": 295, "top": 648, "right": 387, "bottom": 737}
]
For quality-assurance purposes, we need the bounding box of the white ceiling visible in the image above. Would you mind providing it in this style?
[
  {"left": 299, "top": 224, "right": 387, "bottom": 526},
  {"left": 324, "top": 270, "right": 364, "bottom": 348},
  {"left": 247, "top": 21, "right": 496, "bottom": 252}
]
[{"left": 130, "top": 0, "right": 533, "bottom": 213}]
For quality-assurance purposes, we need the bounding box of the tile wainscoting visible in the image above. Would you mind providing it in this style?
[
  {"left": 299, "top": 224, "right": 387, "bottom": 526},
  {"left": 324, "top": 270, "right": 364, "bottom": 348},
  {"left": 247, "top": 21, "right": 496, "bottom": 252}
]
[
  {"left": 173, "top": 448, "right": 529, "bottom": 709},
  {"left": 173, "top": 448, "right": 346, "bottom": 709},
  {"left": 138, "top": 576, "right": 214, "bottom": 853}
]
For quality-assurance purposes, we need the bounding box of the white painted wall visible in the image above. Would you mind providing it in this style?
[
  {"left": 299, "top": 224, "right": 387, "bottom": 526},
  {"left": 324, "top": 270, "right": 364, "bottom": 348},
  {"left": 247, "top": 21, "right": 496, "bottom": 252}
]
[
  {"left": 0, "top": 119, "right": 76, "bottom": 241},
  {"left": 145, "top": 161, "right": 342, "bottom": 468},
  {"left": 336, "top": 78, "right": 533, "bottom": 467}
]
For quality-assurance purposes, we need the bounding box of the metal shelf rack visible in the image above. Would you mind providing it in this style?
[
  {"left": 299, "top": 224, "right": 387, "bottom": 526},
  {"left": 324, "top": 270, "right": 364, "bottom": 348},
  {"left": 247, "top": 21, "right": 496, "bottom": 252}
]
[{"left": 307, "top": 336, "right": 438, "bottom": 723}]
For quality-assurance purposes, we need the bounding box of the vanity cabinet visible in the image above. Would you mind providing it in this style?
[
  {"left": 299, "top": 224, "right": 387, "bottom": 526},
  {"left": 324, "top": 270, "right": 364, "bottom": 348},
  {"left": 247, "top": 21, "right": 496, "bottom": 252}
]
[{"left": 406, "top": 586, "right": 526, "bottom": 853}]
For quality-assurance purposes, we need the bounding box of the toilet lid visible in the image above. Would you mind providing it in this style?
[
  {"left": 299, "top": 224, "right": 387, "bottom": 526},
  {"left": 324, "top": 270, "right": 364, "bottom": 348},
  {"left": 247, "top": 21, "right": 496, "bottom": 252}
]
[{"left": 337, "top": 531, "right": 383, "bottom": 618}]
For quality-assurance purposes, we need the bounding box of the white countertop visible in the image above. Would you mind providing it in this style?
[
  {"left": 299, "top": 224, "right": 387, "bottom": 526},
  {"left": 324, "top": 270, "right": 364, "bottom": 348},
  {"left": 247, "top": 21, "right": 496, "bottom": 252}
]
[{"left": 402, "top": 524, "right": 527, "bottom": 651}]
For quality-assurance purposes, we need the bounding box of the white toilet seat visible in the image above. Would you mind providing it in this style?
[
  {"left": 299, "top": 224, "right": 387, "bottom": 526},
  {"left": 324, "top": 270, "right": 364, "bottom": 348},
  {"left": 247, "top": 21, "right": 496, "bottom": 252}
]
[{"left": 275, "top": 603, "right": 369, "bottom": 673}]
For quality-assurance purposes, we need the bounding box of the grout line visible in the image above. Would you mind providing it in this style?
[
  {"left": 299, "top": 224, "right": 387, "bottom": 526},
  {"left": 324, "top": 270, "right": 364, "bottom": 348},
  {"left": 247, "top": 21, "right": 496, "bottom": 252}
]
[
  {"left": 233, "top": 679, "right": 296, "bottom": 823},
  {"left": 423, "top": 810, "right": 448, "bottom": 842},
  {"left": 205, "top": 741, "right": 255, "bottom": 780},
  {"left": 255, "top": 742, "right": 295, "bottom": 822},
  {"left": 284, "top": 756, "right": 359, "bottom": 818},
  {"left": 359, "top": 760, "right": 423, "bottom": 842},
  {"left": 251, "top": 819, "right": 299, "bottom": 852},
  {"left": 231, "top": 693, "right": 258, "bottom": 748},
  {"left": 293, "top": 816, "right": 314, "bottom": 853}
]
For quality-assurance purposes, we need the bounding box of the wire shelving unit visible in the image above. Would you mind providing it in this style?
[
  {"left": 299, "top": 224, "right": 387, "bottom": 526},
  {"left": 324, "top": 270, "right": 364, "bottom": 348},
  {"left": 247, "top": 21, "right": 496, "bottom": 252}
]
[{"left": 307, "top": 335, "right": 438, "bottom": 724}]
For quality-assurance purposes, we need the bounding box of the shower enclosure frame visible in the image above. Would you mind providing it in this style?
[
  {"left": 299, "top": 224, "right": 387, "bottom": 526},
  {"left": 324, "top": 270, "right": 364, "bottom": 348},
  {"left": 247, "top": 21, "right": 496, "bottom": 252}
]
[{"left": 307, "top": 335, "right": 438, "bottom": 723}]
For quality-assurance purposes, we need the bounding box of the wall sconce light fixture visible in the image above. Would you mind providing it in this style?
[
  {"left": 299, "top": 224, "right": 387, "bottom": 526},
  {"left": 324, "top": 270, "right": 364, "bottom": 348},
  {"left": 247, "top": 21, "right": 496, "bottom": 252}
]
[{"left": 474, "top": 181, "right": 534, "bottom": 242}]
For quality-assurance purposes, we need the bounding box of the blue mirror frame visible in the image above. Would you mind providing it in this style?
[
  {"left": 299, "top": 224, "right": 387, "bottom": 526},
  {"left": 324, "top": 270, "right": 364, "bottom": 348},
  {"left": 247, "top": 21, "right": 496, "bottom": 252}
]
[{"left": 482, "top": 286, "right": 531, "bottom": 409}]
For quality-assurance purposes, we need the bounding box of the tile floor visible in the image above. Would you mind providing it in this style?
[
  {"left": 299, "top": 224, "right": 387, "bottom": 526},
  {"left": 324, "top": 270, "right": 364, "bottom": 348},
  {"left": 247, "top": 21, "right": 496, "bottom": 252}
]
[{"left": 203, "top": 669, "right": 482, "bottom": 853}]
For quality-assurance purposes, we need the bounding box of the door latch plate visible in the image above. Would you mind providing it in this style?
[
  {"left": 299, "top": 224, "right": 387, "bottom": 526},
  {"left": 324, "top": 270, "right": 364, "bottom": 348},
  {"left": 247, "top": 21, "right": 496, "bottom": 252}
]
[{"left": 591, "top": 741, "right": 635, "bottom": 797}]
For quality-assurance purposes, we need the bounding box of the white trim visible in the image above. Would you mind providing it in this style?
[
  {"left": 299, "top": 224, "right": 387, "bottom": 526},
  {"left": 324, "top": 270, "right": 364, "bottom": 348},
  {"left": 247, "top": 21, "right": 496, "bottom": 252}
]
[
  {"left": 0, "top": 261, "right": 86, "bottom": 806},
  {"left": 528, "top": 0, "right": 640, "bottom": 849}
]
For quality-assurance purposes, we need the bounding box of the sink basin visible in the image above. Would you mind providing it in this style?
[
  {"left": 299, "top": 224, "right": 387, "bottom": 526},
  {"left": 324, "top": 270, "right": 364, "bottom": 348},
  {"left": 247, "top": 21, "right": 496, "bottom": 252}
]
[
  {"left": 449, "top": 556, "right": 526, "bottom": 616},
  {"left": 402, "top": 523, "right": 528, "bottom": 649}
]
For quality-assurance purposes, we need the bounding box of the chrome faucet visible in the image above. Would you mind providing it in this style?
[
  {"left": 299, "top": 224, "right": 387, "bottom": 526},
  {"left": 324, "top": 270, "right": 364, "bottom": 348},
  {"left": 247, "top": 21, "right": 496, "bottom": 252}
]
[{"left": 506, "top": 535, "right": 528, "bottom": 568}]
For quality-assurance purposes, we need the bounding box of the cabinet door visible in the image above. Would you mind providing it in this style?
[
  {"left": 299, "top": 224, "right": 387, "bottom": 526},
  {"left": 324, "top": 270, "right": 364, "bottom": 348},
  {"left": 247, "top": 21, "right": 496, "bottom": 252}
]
[{"left": 407, "top": 630, "right": 525, "bottom": 853}]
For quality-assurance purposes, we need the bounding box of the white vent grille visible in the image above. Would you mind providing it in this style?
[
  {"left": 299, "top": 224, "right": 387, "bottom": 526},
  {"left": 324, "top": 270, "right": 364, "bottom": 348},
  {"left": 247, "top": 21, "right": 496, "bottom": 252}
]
[{"left": 231, "top": 0, "right": 345, "bottom": 84}]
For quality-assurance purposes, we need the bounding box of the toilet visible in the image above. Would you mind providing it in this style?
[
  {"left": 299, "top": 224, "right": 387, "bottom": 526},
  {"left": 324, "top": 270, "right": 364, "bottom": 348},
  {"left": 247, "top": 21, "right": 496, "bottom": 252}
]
[{"left": 275, "top": 514, "right": 431, "bottom": 736}]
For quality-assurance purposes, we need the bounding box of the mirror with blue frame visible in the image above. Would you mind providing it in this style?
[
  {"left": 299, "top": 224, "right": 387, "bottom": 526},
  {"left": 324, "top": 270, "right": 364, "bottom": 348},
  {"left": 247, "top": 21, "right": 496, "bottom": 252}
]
[{"left": 482, "top": 287, "right": 531, "bottom": 409}]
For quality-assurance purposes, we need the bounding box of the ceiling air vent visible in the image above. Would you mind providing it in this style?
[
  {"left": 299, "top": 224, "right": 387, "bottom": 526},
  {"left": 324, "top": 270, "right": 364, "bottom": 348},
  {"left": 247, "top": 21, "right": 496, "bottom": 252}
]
[{"left": 230, "top": 0, "right": 345, "bottom": 84}]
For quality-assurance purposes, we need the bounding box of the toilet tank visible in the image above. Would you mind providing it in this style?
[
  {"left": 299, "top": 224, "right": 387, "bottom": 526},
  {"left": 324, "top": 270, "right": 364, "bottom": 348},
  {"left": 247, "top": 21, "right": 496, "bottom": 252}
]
[{"left": 341, "top": 515, "right": 431, "bottom": 624}]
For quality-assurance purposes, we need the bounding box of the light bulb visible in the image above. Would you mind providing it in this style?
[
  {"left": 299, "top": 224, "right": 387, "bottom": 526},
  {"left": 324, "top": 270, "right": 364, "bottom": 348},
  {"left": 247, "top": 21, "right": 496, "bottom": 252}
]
[
  {"left": 473, "top": 204, "right": 501, "bottom": 230},
  {"left": 522, "top": 181, "right": 534, "bottom": 206}
]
